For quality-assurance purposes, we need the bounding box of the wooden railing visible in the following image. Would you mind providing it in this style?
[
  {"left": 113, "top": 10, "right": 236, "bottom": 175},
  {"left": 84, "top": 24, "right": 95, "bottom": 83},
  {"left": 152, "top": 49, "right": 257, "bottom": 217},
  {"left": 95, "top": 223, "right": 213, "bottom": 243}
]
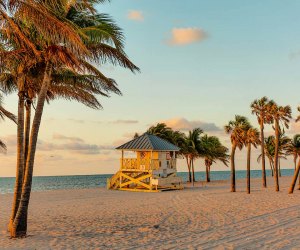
[{"left": 121, "top": 158, "right": 160, "bottom": 171}]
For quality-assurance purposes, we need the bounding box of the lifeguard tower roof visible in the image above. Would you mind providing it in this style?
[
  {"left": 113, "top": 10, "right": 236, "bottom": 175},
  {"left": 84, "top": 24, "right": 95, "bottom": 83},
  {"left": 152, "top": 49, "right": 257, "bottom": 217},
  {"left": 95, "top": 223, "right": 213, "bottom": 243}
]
[{"left": 116, "top": 133, "right": 180, "bottom": 151}]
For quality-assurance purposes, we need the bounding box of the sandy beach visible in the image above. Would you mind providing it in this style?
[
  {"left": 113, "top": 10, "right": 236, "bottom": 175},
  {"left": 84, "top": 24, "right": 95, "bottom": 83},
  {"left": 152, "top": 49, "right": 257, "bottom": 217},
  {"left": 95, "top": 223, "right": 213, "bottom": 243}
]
[{"left": 1, "top": 176, "right": 300, "bottom": 249}]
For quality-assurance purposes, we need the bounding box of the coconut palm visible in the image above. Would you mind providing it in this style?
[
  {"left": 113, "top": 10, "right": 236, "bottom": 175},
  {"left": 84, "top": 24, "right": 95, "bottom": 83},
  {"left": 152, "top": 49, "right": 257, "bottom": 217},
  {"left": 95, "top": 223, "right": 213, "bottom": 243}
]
[
  {"left": 224, "top": 115, "right": 251, "bottom": 192},
  {"left": 186, "top": 128, "right": 203, "bottom": 185},
  {"left": 268, "top": 103, "right": 292, "bottom": 192},
  {"left": 277, "top": 132, "right": 290, "bottom": 177},
  {"left": 258, "top": 136, "right": 275, "bottom": 176},
  {"left": 178, "top": 133, "right": 193, "bottom": 182},
  {"left": 243, "top": 127, "right": 260, "bottom": 194},
  {"left": 288, "top": 135, "right": 300, "bottom": 193},
  {"left": 147, "top": 123, "right": 173, "bottom": 142},
  {"left": 201, "top": 135, "right": 229, "bottom": 182},
  {"left": 251, "top": 97, "right": 274, "bottom": 188},
  {"left": 4, "top": 0, "right": 139, "bottom": 238}
]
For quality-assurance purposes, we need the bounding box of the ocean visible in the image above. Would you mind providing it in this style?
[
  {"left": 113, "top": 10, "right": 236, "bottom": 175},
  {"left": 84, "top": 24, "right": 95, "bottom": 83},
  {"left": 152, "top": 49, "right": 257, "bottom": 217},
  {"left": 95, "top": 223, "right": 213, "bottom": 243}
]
[{"left": 0, "top": 169, "right": 296, "bottom": 194}]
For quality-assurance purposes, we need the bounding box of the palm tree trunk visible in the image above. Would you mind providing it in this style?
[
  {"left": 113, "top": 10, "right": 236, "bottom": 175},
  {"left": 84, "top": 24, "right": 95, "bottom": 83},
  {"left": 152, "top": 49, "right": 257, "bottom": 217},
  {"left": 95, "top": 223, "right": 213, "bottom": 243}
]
[
  {"left": 247, "top": 143, "right": 251, "bottom": 194},
  {"left": 260, "top": 121, "right": 267, "bottom": 188},
  {"left": 269, "top": 158, "right": 274, "bottom": 176},
  {"left": 11, "top": 62, "right": 52, "bottom": 238},
  {"left": 231, "top": 143, "right": 237, "bottom": 192},
  {"left": 274, "top": 119, "right": 280, "bottom": 192},
  {"left": 191, "top": 158, "right": 195, "bottom": 186},
  {"left": 186, "top": 156, "right": 192, "bottom": 182},
  {"left": 278, "top": 159, "right": 281, "bottom": 177},
  {"left": 206, "top": 164, "right": 210, "bottom": 182},
  {"left": 288, "top": 158, "right": 300, "bottom": 194},
  {"left": 24, "top": 100, "right": 32, "bottom": 169},
  {"left": 8, "top": 90, "right": 25, "bottom": 231}
]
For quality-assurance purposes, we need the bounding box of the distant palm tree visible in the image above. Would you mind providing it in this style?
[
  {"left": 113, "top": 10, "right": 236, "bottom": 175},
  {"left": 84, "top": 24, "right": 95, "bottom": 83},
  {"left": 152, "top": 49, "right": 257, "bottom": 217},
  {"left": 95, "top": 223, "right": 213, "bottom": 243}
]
[
  {"left": 269, "top": 103, "right": 292, "bottom": 191},
  {"left": 258, "top": 136, "right": 275, "bottom": 176},
  {"left": 225, "top": 115, "right": 251, "bottom": 192},
  {"left": 178, "top": 133, "right": 192, "bottom": 182},
  {"left": 251, "top": 97, "right": 274, "bottom": 188},
  {"left": 147, "top": 123, "right": 173, "bottom": 142},
  {"left": 201, "top": 135, "right": 229, "bottom": 182},
  {"left": 186, "top": 128, "right": 203, "bottom": 185},
  {"left": 288, "top": 135, "right": 300, "bottom": 194},
  {"left": 277, "top": 132, "right": 290, "bottom": 177},
  {"left": 243, "top": 127, "right": 260, "bottom": 194}
]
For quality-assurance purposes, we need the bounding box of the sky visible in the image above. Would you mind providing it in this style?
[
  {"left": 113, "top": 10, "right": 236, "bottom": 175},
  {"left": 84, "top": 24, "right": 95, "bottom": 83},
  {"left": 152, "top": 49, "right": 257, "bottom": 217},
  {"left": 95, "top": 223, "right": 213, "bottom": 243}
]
[{"left": 1, "top": 0, "right": 300, "bottom": 176}]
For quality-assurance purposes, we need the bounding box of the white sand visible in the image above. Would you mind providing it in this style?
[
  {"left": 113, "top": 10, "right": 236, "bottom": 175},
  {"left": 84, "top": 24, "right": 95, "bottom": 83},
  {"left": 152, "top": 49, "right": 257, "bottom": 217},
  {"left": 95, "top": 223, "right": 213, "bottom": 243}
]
[{"left": 1, "top": 176, "right": 300, "bottom": 249}]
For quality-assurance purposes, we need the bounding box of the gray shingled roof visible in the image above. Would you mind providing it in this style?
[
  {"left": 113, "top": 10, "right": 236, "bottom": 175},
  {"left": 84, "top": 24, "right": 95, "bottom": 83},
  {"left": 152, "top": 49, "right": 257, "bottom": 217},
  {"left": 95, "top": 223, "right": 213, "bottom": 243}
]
[{"left": 116, "top": 133, "right": 180, "bottom": 151}]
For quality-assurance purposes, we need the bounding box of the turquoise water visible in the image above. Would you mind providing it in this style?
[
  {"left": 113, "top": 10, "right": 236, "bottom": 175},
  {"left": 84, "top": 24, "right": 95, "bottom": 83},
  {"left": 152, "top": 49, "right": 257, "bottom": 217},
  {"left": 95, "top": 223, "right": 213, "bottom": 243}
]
[{"left": 0, "top": 169, "right": 295, "bottom": 194}]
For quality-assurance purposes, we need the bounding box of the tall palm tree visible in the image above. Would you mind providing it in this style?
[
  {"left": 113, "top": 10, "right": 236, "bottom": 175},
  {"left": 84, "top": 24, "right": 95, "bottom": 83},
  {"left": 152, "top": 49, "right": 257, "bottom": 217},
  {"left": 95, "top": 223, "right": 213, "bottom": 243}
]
[
  {"left": 4, "top": 0, "right": 139, "bottom": 238},
  {"left": 243, "top": 127, "right": 260, "bottom": 194},
  {"left": 288, "top": 135, "right": 300, "bottom": 193},
  {"left": 251, "top": 97, "right": 274, "bottom": 188},
  {"left": 201, "top": 135, "right": 229, "bottom": 182},
  {"left": 268, "top": 103, "right": 292, "bottom": 192},
  {"left": 224, "top": 115, "right": 251, "bottom": 192}
]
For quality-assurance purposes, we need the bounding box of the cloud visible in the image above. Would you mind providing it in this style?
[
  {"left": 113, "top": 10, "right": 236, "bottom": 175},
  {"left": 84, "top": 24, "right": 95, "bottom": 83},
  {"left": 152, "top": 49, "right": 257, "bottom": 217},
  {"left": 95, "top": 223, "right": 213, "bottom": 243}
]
[
  {"left": 110, "top": 120, "right": 138, "bottom": 124},
  {"left": 127, "top": 10, "right": 144, "bottom": 21},
  {"left": 161, "top": 118, "right": 221, "bottom": 132},
  {"left": 37, "top": 140, "right": 113, "bottom": 155},
  {"left": 167, "top": 27, "right": 207, "bottom": 46},
  {"left": 53, "top": 133, "right": 84, "bottom": 143}
]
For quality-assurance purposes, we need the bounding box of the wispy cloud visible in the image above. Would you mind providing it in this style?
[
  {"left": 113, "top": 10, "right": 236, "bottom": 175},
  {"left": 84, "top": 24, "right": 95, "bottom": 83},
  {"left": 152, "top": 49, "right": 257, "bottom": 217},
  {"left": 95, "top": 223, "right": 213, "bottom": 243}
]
[
  {"left": 53, "top": 133, "right": 84, "bottom": 143},
  {"left": 127, "top": 10, "right": 144, "bottom": 22},
  {"left": 160, "top": 117, "right": 221, "bottom": 132},
  {"left": 37, "top": 140, "right": 113, "bottom": 155},
  {"left": 110, "top": 120, "right": 138, "bottom": 124},
  {"left": 167, "top": 27, "right": 207, "bottom": 46}
]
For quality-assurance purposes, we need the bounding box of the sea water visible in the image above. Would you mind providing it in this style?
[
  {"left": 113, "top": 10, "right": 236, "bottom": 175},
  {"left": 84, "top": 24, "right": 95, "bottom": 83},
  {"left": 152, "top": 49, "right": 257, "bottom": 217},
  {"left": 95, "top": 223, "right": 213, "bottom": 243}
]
[{"left": 0, "top": 169, "right": 295, "bottom": 194}]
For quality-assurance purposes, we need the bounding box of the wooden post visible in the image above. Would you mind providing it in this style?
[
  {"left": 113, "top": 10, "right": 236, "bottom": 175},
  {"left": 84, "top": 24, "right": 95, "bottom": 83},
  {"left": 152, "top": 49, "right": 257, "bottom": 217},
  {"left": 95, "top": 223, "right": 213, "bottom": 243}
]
[
  {"left": 121, "top": 150, "right": 124, "bottom": 170},
  {"left": 150, "top": 150, "right": 153, "bottom": 170}
]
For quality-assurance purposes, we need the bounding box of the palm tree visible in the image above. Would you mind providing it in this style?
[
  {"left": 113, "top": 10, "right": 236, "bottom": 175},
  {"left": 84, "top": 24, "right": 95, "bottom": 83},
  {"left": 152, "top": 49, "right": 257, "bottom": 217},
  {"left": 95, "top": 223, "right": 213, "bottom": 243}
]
[
  {"left": 224, "top": 115, "right": 251, "bottom": 192},
  {"left": 243, "top": 127, "right": 260, "bottom": 194},
  {"left": 186, "top": 128, "right": 203, "bottom": 185},
  {"left": 178, "top": 133, "right": 193, "bottom": 182},
  {"left": 258, "top": 136, "right": 275, "bottom": 176},
  {"left": 5, "top": 0, "right": 139, "bottom": 238},
  {"left": 288, "top": 135, "right": 300, "bottom": 193},
  {"left": 251, "top": 97, "right": 274, "bottom": 188},
  {"left": 147, "top": 123, "right": 173, "bottom": 142},
  {"left": 201, "top": 135, "right": 229, "bottom": 182},
  {"left": 277, "top": 132, "right": 290, "bottom": 177},
  {"left": 268, "top": 103, "right": 292, "bottom": 192}
]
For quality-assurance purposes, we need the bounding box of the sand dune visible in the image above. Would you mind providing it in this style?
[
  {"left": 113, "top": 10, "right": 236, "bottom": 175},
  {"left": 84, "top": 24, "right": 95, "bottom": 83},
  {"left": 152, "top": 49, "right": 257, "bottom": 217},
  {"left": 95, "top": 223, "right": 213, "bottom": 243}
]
[{"left": 1, "top": 176, "right": 300, "bottom": 249}]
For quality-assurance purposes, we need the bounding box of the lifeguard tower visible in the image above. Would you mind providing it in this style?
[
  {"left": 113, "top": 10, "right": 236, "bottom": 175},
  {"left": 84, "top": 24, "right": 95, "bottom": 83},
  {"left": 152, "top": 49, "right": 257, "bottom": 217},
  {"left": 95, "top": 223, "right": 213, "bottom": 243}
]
[{"left": 107, "top": 133, "right": 183, "bottom": 192}]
